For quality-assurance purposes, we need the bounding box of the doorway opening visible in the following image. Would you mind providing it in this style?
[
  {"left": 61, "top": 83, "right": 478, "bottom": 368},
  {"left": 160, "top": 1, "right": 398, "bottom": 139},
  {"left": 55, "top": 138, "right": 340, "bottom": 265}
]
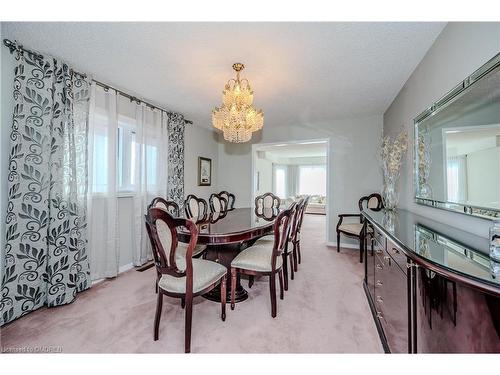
[{"left": 251, "top": 139, "right": 330, "bottom": 241}]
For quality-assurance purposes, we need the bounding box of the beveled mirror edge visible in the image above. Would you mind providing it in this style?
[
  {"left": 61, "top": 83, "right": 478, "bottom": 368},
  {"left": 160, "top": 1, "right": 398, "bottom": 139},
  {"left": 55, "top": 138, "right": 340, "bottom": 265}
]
[{"left": 413, "top": 51, "right": 500, "bottom": 221}]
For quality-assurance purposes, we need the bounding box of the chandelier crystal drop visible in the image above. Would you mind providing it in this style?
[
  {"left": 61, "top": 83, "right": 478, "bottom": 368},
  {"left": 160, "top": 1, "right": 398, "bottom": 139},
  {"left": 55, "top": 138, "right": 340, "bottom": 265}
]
[{"left": 212, "top": 63, "right": 264, "bottom": 143}]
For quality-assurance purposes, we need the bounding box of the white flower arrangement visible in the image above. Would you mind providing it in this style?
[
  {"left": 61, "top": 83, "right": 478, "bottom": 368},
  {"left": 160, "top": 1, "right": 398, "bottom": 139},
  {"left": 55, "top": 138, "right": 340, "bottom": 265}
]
[{"left": 380, "top": 129, "right": 408, "bottom": 209}]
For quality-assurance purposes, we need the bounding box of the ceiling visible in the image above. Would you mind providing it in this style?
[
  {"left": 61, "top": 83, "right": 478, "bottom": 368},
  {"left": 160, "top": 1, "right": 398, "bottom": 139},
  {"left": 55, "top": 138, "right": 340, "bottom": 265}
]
[{"left": 3, "top": 22, "right": 446, "bottom": 129}]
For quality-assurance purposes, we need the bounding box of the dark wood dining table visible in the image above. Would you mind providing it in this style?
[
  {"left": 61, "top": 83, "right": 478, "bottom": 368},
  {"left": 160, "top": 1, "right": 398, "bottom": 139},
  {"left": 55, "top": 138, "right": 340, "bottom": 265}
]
[{"left": 177, "top": 207, "right": 280, "bottom": 303}]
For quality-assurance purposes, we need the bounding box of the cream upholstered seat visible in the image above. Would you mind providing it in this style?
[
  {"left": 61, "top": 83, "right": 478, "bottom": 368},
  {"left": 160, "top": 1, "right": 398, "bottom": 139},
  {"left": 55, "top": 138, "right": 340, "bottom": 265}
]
[
  {"left": 158, "top": 258, "right": 226, "bottom": 294},
  {"left": 232, "top": 243, "right": 283, "bottom": 272},
  {"left": 337, "top": 223, "right": 366, "bottom": 236}
]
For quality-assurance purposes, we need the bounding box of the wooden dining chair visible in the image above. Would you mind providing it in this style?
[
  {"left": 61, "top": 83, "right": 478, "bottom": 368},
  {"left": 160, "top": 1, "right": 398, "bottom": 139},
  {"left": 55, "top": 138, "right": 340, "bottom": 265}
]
[
  {"left": 292, "top": 195, "right": 310, "bottom": 270},
  {"left": 219, "top": 191, "right": 235, "bottom": 210},
  {"left": 336, "top": 193, "right": 383, "bottom": 263},
  {"left": 209, "top": 193, "right": 228, "bottom": 213},
  {"left": 184, "top": 194, "right": 208, "bottom": 223},
  {"left": 230, "top": 204, "right": 295, "bottom": 318},
  {"left": 255, "top": 192, "right": 280, "bottom": 211},
  {"left": 145, "top": 208, "right": 227, "bottom": 353},
  {"left": 148, "top": 197, "right": 180, "bottom": 217}
]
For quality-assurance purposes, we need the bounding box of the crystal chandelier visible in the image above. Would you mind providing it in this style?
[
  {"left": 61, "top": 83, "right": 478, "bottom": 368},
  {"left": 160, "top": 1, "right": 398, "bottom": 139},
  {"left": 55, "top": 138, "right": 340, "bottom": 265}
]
[{"left": 212, "top": 63, "right": 264, "bottom": 143}]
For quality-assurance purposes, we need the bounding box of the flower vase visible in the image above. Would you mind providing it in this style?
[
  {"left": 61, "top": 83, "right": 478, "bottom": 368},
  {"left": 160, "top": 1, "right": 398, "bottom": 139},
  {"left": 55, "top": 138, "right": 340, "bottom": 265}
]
[{"left": 382, "top": 176, "right": 399, "bottom": 210}]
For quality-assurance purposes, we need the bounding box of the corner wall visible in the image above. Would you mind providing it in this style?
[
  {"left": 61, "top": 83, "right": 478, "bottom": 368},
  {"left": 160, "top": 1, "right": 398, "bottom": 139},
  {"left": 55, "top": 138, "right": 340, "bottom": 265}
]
[{"left": 383, "top": 22, "right": 500, "bottom": 237}]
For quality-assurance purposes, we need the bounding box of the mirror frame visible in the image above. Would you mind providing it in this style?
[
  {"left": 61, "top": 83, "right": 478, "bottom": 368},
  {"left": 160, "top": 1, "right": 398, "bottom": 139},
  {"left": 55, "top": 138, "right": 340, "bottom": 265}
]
[{"left": 414, "top": 52, "right": 500, "bottom": 221}]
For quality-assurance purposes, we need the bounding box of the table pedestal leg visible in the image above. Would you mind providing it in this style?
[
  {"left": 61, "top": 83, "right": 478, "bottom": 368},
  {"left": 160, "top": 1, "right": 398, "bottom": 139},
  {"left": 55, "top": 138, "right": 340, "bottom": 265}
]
[{"left": 202, "top": 243, "right": 249, "bottom": 303}]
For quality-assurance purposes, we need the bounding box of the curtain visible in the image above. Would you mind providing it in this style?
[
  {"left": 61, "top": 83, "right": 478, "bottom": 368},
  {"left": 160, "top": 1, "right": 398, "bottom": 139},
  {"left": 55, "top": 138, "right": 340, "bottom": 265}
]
[
  {"left": 87, "top": 84, "right": 119, "bottom": 279},
  {"left": 166, "top": 113, "right": 185, "bottom": 210},
  {"left": 88, "top": 86, "right": 174, "bottom": 270},
  {"left": 1, "top": 46, "right": 91, "bottom": 326}
]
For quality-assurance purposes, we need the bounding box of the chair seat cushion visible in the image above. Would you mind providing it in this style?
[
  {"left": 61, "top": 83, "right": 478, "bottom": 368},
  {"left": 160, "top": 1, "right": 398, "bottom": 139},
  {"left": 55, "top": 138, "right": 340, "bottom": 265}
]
[
  {"left": 176, "top": 242, "right": 206, "bottom": 261},
  {"left": 158, "top": 258, "right": 226, "bottom": 294},
  {"left": 338, "top": 223, "right": 373, "bottom": 236},
  {"left": 231, "top": 243, "right": 282, "bottom": 272}
]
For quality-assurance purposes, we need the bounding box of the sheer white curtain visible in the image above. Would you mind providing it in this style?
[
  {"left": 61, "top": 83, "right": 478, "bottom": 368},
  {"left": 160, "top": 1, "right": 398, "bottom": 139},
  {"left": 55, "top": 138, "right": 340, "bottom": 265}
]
[
  {"left": 88, "top": 85, "right": 169, "bottom": 279},
  {"left": 88, "top": 84, "right": 119, "bottom": 279},
  {"left": 131, "top": 104, "right": 168, "bottom": 266}
]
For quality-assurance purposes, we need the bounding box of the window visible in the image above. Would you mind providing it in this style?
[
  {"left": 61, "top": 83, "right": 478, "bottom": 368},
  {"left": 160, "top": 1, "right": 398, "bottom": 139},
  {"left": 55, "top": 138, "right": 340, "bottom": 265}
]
[
  {"left": 298, "top": 165, "right": 326, "bottom": 196},
  {"left": 274, "top": 165, "right": 287, "bottom": 198},
  {"left": 117, "top": 118, "right": 138, "bottom": 192}
]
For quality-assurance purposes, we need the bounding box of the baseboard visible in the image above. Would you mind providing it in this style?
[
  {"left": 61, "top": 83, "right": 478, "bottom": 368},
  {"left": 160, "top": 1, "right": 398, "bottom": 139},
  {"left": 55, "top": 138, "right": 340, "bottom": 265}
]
[
  {"left": 119, "top": 262, "right": 134, "bottom": 274},
  {"left": 326, "top": 241, "right": 360, "bottom": 250}
]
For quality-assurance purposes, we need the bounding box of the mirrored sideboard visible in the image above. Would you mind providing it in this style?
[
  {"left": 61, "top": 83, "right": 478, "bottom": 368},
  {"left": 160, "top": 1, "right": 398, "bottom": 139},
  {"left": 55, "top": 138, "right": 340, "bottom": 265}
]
[{"left": 362, "top": 209, "right": 500, "bottom": 353}]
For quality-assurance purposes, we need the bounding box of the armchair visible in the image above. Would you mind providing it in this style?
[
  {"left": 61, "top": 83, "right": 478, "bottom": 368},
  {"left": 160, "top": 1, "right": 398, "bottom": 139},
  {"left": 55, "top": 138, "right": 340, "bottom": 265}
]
[{"left": 336, "top": 193, "right": 383, "bottom": 263}]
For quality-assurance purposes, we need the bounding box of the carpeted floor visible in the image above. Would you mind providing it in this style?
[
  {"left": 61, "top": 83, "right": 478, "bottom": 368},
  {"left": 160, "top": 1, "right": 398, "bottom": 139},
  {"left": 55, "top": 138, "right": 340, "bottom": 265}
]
[{"left": 0, "top": 215, "right": 382, "bottom": 353}]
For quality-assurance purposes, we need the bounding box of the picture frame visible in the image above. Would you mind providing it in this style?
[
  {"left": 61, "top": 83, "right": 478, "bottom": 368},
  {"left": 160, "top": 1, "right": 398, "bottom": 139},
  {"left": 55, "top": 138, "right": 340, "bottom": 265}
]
[{"left": 198, "top": 157, "right": 212, "bottom": 186}]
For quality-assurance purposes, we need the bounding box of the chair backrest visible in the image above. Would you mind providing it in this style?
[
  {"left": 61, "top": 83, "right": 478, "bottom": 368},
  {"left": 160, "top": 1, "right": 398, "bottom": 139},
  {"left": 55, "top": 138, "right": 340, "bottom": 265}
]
[
  {"left": 290, "top": 198, "right": 305, "bottom": 241},
  {"left": 148, "top": 197, "right": 180, "bottom": 217},
  {"left": 184, "top": 194, "right": 208, "bottom": 222},
  {"left": 219, "top": 191, "right": 235, "bottom": 210},
  {"left": 145, "top": 208, "right": 199, "bottom": 284},
  {"left": 358, "top": 193, "right": 383, "bottom": 212},
  {"left": 209, "top": 193, "right": 228, "bottom": 213},
  {"left": 255, "top": 192, "right": 280, "bottom": 210},
  {"left": 270, "top": 202, "right": 296, "bottom": 271}
]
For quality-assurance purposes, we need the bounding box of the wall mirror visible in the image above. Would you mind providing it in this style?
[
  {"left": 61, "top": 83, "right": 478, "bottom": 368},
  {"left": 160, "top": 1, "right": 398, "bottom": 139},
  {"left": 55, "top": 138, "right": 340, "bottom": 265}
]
[{"left": 414, "top": 53, "right": 500, "bottom": 220}]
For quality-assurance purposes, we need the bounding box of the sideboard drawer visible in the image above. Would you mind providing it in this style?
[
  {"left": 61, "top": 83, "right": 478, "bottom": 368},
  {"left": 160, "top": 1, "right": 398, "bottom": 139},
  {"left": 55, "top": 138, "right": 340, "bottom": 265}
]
[{"left": 386, "top": 240, "right": 407, "bottom": 274}]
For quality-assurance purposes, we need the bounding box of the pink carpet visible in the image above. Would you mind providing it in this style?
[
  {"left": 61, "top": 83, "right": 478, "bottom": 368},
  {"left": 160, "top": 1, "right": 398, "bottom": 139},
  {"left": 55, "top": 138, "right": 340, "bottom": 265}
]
[{"left": 0, "top": 215, "right": 382, "bottom": 353}]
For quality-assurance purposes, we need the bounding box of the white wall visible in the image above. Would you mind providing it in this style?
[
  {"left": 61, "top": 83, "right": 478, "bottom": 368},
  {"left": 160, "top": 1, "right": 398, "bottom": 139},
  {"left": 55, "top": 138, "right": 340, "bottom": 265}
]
[
  {"left": 255, "top": 156, "right": 273, "bottom": 196},
  {"left": 184, "top": 124, "right": 220, "bottom": 202},
  {"left": 218, "top": 115, "right": 384, "bottom": 244},
  {"left": 384, "top": 22, "right": 500, "bottom": 238}
]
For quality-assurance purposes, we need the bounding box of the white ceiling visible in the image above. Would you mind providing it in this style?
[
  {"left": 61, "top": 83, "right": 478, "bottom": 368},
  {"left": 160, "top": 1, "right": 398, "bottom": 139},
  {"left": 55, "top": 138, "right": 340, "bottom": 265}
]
[{"left": 3, "top": 22, "right": 446, "bottom": 129}]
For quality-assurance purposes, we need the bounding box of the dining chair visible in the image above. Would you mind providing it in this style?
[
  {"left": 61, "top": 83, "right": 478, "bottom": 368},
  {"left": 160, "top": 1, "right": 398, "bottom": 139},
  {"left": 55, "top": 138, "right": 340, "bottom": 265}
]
[
  {"left": 219, "top": 191, "right": 235, "bottom": 210},
  {"left": 252, "top": 201, "right": 299, "bottom": 291},
  {"left": 230, "top": 204, "right": 295, "bottom": 318},
  {"left": 209, "top": 193, "right": 228, "bottom": 213},
  {"left": 292, "top": 195, "right": 310, "bottom": 270},
  {"left": 148, "top": 197, "right": 180, "bottom": 217},
  {"left": 336, "top": 193, "right": 383, "bottom": 263},
  {"left": 255, "top": 192, "right": 280, "bottom": 211},
  {"left": 145, "top": 208, "right": 227, "bottom": 353},
  {"left": 184, "top": 194, "right": 208, "bottom": 223}
]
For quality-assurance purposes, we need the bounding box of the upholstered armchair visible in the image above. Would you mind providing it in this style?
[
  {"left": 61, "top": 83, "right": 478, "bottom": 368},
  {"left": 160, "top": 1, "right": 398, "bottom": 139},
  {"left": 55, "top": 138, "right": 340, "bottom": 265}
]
[
  {"left": 336, "top": 193, "right": 383, "bottom": 263},
  {"left": 145, "top": 208, "right": 227, "bottom": 353}
]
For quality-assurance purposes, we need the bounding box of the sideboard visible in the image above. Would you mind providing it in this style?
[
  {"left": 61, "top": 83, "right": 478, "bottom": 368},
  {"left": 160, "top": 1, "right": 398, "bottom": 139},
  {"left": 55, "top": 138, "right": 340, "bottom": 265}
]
[{"left": 362, "top": 209, "right": 500, "bottom": 353}]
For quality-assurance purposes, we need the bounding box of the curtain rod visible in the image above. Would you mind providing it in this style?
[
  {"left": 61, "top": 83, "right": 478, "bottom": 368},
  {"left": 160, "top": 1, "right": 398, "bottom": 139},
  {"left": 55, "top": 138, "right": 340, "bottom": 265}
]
[{"left": 3, "top": 38, "right": 193, "bottom": 125}]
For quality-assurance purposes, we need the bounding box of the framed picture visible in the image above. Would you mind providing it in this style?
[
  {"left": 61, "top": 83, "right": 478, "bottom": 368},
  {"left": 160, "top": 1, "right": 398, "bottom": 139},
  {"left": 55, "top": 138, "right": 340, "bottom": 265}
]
[{"left": 198, "top": 157, "right": 212, "bottom": 186}]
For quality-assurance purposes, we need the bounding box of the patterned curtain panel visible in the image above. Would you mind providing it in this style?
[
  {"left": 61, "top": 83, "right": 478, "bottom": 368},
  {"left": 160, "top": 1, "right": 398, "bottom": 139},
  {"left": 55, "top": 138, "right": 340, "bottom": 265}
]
[
  {"left": 0, "top": 46, "right": 92, "bottom": 326},
  {"left": 166, "top": 113, "right": 186, "bottom": 210}
]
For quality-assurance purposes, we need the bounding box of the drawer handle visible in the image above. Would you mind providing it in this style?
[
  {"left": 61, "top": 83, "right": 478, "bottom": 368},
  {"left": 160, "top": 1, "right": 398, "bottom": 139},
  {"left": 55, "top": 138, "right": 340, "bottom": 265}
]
[
  {"left": 392, "top": 247, "right": 400, "bottom": 254},
  {"left": 376, "top": 280, "right": 383, "bottom": 286},
  {"left": 383, "top": 255, "right": 391, "bottom": 262},
  {"left": 376, "top": 264, "right": 383, "bottom": 270},
  {"left": 376, "top": 296, "right": 383, "bottom": 303},
  {"left": 376, "top": 311, "right": 384, "bottom": 319},
  {"left": 375, "top": 249, "right": 383, "bottom": 255}
]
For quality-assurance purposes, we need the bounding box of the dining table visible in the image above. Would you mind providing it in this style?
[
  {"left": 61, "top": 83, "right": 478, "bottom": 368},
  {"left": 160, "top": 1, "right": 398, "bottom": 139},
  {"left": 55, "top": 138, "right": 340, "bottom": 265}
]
[{"left": 177, "top": 207, "right": 281, "bottom": 303}]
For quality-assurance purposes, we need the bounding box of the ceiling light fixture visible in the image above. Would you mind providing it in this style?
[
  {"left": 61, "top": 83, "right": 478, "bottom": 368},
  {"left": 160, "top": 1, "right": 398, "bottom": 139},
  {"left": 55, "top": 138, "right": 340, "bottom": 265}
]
[{"left": 212, "top": 63, "right": 264, "bottom": 143}]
